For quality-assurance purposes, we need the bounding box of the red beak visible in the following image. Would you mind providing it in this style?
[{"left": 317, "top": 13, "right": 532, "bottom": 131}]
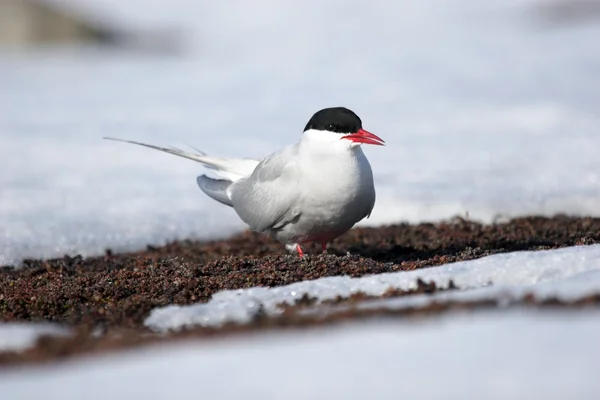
[{"left": 342, "top": 129, "right": 385, "bottom": 146}]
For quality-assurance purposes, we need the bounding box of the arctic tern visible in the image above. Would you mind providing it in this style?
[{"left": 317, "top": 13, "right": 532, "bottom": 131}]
[{"left": 105, "top": 107, "right": 384, "bottom": 256}]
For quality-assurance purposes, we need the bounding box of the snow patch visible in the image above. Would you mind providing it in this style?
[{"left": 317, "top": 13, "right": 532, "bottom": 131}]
[
  {"left": 2, "top": 310, "right": 600, "bottom": 399},
  {"left": 1, "top": 0, "right": 600, "bottom": 264}
]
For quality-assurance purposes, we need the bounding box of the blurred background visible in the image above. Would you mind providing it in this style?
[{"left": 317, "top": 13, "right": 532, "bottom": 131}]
[{"left": 1, "top": 0, "right": 599, "bottom": 265}]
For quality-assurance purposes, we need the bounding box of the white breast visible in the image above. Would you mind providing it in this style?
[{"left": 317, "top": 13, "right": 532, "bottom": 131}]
[{"left": 274, "top": 132, "right": 376, "bottom": 243}]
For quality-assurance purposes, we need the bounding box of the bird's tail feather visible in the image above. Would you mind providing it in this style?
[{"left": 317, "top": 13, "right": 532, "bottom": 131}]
[
  {"left": 196, "top": 176, "right": 233, "bottom": 207},
  {"left": 103, "top": 137, "right": 259, "bottom": 181}
]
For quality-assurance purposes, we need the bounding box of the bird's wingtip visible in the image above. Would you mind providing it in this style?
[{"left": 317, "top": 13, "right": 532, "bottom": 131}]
[{"left": 103, "top": 137, "right": 134, "bottom": 144}]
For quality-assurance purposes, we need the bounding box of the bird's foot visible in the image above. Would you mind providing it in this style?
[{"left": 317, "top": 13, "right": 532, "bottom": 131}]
[
  {"left": 321, "top": 242, "right": 328, "bottom": 254},
  {"left": 285, "top": 243, "right": 305, "bottom": 257}
]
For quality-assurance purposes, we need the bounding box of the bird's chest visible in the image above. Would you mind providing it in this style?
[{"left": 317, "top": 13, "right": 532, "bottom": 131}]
[{"left": 297, "top": 152, "right": 373, "bottom": 222}]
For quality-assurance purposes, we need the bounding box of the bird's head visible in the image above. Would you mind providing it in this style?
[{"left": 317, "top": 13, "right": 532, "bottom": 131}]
[{"left": 302, "top": 107, "right": 385, "bottom": 148}]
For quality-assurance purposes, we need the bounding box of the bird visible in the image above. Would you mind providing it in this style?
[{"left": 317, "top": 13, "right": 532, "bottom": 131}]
[{"left": 104, "top": 107, "right": 384, "bottom": 256}]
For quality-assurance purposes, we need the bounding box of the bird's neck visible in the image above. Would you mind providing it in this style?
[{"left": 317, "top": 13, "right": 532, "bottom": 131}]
[
  {"left": 299, "top": 135, "right": 362, "bottom": 160},
  {"left": 297, "top": 135, "right": 373, "bottom": 201}
]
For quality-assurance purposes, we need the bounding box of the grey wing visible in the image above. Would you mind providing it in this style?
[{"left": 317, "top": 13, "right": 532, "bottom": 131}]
[
  {"left": 360, "top": 156, "right": 377, "bottom": 220},
  {"left": 363, "top": 189, "right": 376, "bottom": 219},
  {"left": 228, "top": 145, "right": 302, "bottom": 233}
]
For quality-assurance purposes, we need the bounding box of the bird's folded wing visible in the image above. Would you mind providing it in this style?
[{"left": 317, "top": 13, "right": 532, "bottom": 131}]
[{"left": 229, "top": 146, "right": 302, "bottom": 233}]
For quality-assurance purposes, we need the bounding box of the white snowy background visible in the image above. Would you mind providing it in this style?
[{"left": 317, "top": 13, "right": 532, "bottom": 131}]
[
  {"left": 1, "top": 1, "right": 600, "bottom": 398},
  {"left": 1, "top": 0, "right": 599, "bottom": 265}
]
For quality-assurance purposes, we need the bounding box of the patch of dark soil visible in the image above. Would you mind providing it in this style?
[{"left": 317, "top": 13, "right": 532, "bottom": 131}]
[{"left": 1, "top": 215, "right": 599, "bottom": 330}]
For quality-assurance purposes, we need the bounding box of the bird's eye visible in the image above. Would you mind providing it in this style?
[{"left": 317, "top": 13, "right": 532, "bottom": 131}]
[{"left": 327, "top": 124, "right": 335, "bottom": 131}]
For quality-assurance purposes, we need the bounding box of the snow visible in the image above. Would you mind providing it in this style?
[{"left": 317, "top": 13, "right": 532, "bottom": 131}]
[
  {"left": 0, "top": 323, "right": 70, "bottom": 352},
  {"left": 1, "top": 310, "right": 599, "bottom": 399},
  {"left": 145, "top": 244, "right": 600, "bottom": 331},
  {"left": 1, "top": 0, "right": 600, "bottom": 265}
]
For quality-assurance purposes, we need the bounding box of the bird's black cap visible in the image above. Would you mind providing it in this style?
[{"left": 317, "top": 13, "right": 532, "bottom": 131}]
[{"left": 303, "top": 107, "right": 363, "bottom": 134}]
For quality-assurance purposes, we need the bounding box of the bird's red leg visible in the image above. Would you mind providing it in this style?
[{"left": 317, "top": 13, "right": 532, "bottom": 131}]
[
  {"left": 296, "top": 244, "right": 305, "bottom": 257},
  {"left": 321, "top": 242, "right": 327, "bottom": 253}
]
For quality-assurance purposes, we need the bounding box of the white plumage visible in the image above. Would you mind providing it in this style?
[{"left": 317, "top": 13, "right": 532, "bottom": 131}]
[{"left": 105, "top": 107, "right": 384, "bottom": 256}]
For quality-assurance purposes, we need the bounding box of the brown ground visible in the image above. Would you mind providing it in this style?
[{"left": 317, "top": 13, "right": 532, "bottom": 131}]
[{"left": 1, "top": 215, "right": 600, "bottom": 365}]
